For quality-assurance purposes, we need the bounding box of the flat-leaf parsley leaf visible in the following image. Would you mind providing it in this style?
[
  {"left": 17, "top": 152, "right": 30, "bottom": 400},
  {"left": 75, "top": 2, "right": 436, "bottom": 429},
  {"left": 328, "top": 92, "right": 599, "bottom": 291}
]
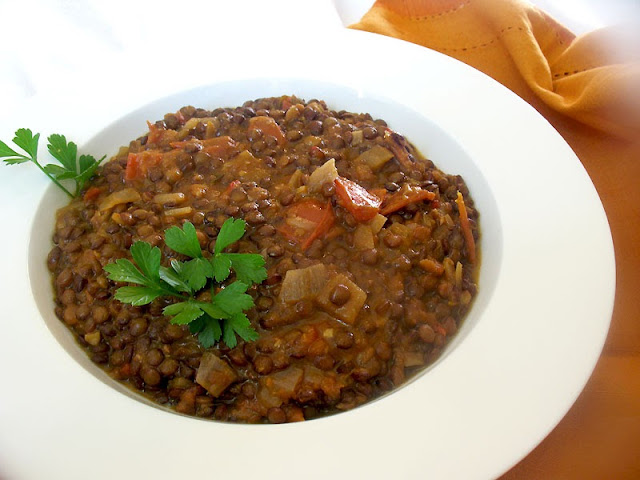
[
  {"left": 210, "top": 218, "right": 268, "bottom": 285},
  {"left": 104, "top": 219, "right": 267, "bottom": 348},
  {"left": 1, "top": 128, "right": 105, "bottom": 198}
]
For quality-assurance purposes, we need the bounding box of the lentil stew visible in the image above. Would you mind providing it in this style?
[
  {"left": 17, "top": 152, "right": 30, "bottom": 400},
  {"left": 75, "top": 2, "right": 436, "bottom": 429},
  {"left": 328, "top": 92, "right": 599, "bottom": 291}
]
[{"left": 47, "top": 95, "right": 480, "bottom": 423}]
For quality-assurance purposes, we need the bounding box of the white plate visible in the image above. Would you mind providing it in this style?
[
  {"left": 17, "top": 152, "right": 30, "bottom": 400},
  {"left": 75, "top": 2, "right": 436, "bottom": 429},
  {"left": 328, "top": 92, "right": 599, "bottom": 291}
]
[{"left": 0, "top": 29, "right": 614, "bottom": 480}]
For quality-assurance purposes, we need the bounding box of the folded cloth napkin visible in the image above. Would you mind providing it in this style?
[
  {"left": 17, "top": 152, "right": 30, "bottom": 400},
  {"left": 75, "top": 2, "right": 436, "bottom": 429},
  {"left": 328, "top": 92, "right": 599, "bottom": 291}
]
[
  {"left": 352, "top": 1, "right": 640, "bottom": 478},
  {"left": 351, "top": 0, "right": 640, "bottom": 140}
]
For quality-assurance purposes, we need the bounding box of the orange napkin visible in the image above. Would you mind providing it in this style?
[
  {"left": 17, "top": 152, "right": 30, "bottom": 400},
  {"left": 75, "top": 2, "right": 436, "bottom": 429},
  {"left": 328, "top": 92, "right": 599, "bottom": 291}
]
[
  {"left": 351, "top": 1, "right": 640, "bottom": 479},
  {"left": 351, "top": 0, "right": 640, "bottom": 139}
]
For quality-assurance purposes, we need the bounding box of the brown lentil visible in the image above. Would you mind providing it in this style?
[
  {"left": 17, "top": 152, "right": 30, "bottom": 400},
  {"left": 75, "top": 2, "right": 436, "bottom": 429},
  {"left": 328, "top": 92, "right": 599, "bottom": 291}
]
[{"left": 329, "top": 283, "right": 351, "bottom": 306}]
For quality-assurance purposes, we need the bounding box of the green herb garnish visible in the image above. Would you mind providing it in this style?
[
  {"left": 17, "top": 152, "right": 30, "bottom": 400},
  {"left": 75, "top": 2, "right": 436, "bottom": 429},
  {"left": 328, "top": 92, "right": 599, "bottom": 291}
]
[
  {"left": 103, "top": 218, "right": 267, "bottom": 349},
  {"left": 1, "top": 128, "right": 105, "bottom": 198}
]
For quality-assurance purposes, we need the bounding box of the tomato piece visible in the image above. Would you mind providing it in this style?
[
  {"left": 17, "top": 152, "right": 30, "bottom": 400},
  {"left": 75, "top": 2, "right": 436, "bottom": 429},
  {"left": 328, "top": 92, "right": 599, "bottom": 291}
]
[
  {"left": 309, "top": 145, "right": 326, "bottom": 161},
  {"left": 201, "top": 136, "right": 238, "bottom": 157},
  {"left": 370, "top": 188, "right": 388, "bottom": 203},
  {"left": 124, "top": 154, "right": 141, "bottom": 180},
  {"left": 281, "top": 96, "right": 293, "bottom": 111},
  {"left": 170, "top": 136, "right": 238, "bottom": 158},
  {"left": 248, "top": 116, "right": 286, "bottom": 146},
  {"left": 278, "top": 199, "right": 335, "bottom": 250},
  {"left": 434, "top": 324, "right": 447, "bottom": 337},
  {"left": 222, "top": 180, "right": 242, "bottom": 196},
  {"left": 125, "top": 150, "right": 163, "bottom": 181},
  {"left": 82, "top": 186, "right": 102, "bottom": 203},
  {"left": 146, "top": 121, "right": 179, "bottom": 145},
  {"left": 334, "top": 176, "right": 382, "bottom": 222},
  {"left": 146, "top": 121, "right": 164, "bottom": 144},
  {"left": 301, "top": 202, "right": 335, "bottom": 250},
  {"left": 379, "top": 184, "right": 435, "bottom": 215},
  {"left": 175, "top": 110, "right": 186, "bottom": 125},
  {"left": 278, "top": 199, "right": 325, "bottom": 241}
]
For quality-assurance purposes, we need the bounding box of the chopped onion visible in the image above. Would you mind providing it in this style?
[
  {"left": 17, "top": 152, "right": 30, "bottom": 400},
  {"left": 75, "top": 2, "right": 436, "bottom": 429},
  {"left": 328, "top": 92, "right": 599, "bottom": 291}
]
[
  {"left": 316, "top": 274, "right": 367, "bottom": 325},
  {"left": 153, "top": 192, "right": 185, "bottom": 205},
  {"left": 98, "top": 188, "right": 141, "bottom": 211},
  {"left": 443, "top": 257, "right": 456, "bottom": 283},
  {"left": 351, "top": 130, "right": 364, "bottom": 146},
  {"left": 455, "top": 261, "right": 463, "bottom": 289},
  {"left": 353, "top": 224, "right": 375, "bottom": 250},
  {"left": 288, "top": 169, "right": 304, "bottom": 188},
  {"left": 84, "top": 331, "right": 101, "bottom": 346},
  {"left": 258, "top": 366, "right": 304, "bottom": 408},
  {"left": 279, "top": 264, "right": 328, "bottom": 303},
  {"left": 190, "top": 184, "right": 208, "bottom": 198},
  {"left": 164, "top": 206, "right": 193, "bottom": 217},
  {"left": 369, "top": 214, "right": 387, "bottom": 234},
  {"left": 196, "top": 352, "right": 238, "bottom": 397},
  {"left": 269, "top": 367, "right": 304, "bottom": 398},
  {"left": 307, "top": 158, "right": 338, "bottom": 193},
  {"left": 404, "top": 352, "right": 425, "bottom": 367},
  {"left": 355, "top": 145, "right": 394, "bottom": 171},
  {"left": 178, "top": 117, "right": 201, "bottom": 137}
]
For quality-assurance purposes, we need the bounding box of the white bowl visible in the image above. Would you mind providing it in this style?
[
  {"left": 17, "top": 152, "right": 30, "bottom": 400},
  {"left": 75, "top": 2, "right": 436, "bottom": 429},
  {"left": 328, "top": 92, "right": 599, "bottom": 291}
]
[
  {"left": 29, "top": 78, "right": 503, "bottom": 414},
  {"left": 0, "top": 30, "right": 614, "bottom": 480}
]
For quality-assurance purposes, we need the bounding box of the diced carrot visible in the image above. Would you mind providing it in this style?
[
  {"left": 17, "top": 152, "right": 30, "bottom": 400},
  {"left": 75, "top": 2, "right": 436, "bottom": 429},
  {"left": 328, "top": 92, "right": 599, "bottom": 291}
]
[
  {"left": 334, "top": 176, "right": 382, "bottom": 222},
  {"left": 83, "top": 186, "right": 102, "bottom": 203},
  {"left": 248, "top": 116, "right": 286, "bottom": 146},
  {"left": 455, "top": 191, "right": 476, "bottom": 264},
  {"left": 379, "top": 184, "right": 435, "bottom": 216},
  {"left": 125, "top": 150, "right": 163, "bottom": 181}
]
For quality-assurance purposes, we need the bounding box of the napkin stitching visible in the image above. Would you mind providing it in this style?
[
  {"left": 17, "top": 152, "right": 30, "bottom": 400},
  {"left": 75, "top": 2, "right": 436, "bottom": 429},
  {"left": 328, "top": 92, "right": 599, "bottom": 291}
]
[
  {"left": 436, "top": 25, "right": 524, "bottom": 53},
  {"left": 552, "top": 26, "right": 567, "bottom": 47},
  {"left": 410, "top": 0, "right": 471, "bottom": 20},
  {"left": 553, "top": 67, "right": 592, "bottom": 79}
]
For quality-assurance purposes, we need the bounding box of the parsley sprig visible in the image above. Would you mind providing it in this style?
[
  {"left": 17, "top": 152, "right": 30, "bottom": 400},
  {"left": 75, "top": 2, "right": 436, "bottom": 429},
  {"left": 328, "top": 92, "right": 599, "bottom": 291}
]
[
  {"left": 104, "top": 218, "right": 267, "bottom": 348},
  {"left": 1, "top": 128, "right": 105, "bottom": 198}
]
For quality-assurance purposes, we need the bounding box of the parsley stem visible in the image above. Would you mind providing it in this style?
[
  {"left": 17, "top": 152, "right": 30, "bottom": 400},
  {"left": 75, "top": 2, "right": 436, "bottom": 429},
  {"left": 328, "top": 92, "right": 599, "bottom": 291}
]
[
  {"left": 163, "top": 289, "right": 190, "bottom": 300},
  {"left": 31, "top": 158, "right": 74, "bottom": 198}
]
